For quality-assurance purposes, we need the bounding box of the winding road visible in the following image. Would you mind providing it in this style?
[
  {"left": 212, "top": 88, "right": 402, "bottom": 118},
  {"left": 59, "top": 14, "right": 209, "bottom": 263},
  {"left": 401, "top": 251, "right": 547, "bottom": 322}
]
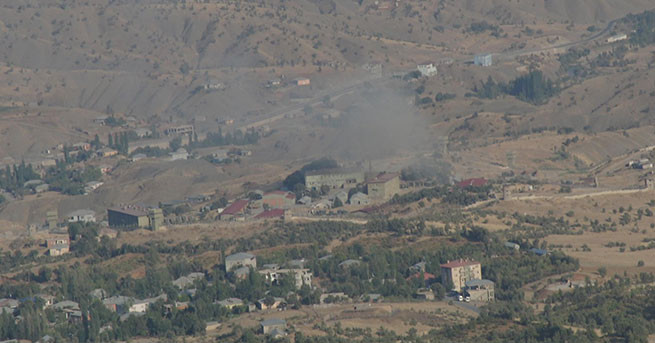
[{"left": 239, "top": 18, "right": 623, "bottom": 131}]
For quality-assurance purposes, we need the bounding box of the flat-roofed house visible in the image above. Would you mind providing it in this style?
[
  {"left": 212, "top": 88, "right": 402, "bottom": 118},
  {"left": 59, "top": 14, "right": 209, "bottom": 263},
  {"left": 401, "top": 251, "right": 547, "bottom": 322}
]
[{"left": 225, "top": 252, "right": 256, "bottom": 272}]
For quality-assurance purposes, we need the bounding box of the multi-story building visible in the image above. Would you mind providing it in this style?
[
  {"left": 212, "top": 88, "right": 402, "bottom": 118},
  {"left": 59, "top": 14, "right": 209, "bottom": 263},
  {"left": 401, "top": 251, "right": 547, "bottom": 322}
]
[
  {"left": 367, "top": 172, "right": 400, "bottom": 200},
  {"left": 305, "top": 169, "right": 365, "bottom": 190},
  {"left": 258, "top": 268, "right": 312, "bottom": 289},
  {"left": 440, "top": 259, "right": 482, "bottom": 293}
]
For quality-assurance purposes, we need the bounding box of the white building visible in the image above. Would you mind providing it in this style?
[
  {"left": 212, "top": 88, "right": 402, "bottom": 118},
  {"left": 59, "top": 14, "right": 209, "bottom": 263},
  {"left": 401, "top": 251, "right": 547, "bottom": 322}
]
[
  {"left": 67, "top": 209, "right": 96, "bottom": 223},
  {"left": 474, "top": 54, "right": 493, "bottom": 67},
  {"left": 607, "top": 34, "right": 627, "bottom": 43},
  {"left": 417, "top": 63, "right": 438, "bottom": 77},
  {"left": 169, "top": 148, "right": 189, "bottom": 161}
]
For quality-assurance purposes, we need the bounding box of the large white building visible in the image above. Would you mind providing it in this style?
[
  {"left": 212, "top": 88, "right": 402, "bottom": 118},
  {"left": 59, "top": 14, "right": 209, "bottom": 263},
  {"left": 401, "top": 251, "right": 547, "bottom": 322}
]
[
  {"left": 417, "top": 63, "right": 438, "bottom": 77},
  {"left": 474, "top": 54, "right": 493, "bottom": 67},
  {"left": 67, "top": 209, "right": 96, "bottom": 223}
]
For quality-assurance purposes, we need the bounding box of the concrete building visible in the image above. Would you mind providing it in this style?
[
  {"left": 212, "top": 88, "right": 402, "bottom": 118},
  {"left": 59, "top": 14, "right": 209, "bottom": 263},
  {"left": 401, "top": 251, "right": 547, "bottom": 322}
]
[
  {"left": 607, "top": 33, "right": 627, "bottom": 43},
  {"left": 214, "top": 298, "right": 243, "bottom": 309},
  {"left": 349, "top": 192, "right": 369, "bottom": 205},
  {"left": 48, "top": 244, "right": 70, "bottom": 256},
  {"left": 440, "top": 259, "right": 482, "bottom": 293},
  {"left": 225, "top": 252, "right": 256, "bottom": 272},
  {"left": 474, "top": 53, "right": 493, "bottom": 67},
  {"left": 464, "top": 279, "right": 495, "bottom": 302},
  {"left": 305, "top": 169, "right": 365, "bottom": 190},
  {"left": 67, "top": 209, "right": 96, "bottom": 223},
  {"left": 417, "top": 63, "right": 438, "bottom": 77},
  {"left": 414, "top": 288, "right": 435, "bottom": 300},
  {"left": 97, "top": 148, "right": 118, "bottom": 158},
  {"left": 169, "top": 148, "right": 189, "bottom": 161},
  {"left": 261, "top": 318, "right": 286, "bottom": 336},
  {"left": 108, "top": 207, "right": 150, "bottom": 229},
  {"left": 133, "top": 128, "right": 152, "bottom": 138},
  {"left": 367, "top": 172, "right": 400, "bottom": 200},
  {"left": 258, "top": 268, "right": 312, "bottom": 289},
  {"left": 164, "top": 125, "right": 194, "bottom": 136}
]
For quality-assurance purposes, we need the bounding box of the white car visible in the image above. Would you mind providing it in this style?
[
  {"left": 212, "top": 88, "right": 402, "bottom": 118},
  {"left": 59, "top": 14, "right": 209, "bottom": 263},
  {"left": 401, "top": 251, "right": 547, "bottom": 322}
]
[
  {"left": 458, "top": 295, "right": 464, "bottom": 302},
  {"left": 465, "top": 296, "right": 471, "bottom": 302}
]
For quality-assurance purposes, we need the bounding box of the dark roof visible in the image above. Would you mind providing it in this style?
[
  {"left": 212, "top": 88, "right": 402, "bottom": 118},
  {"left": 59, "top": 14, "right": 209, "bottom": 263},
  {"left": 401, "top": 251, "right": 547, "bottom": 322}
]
[
  {"left": 440, "top": 259, "right": 480, "bottom": 269},
  {"left": 108, "top": 207, "right": 148, "bottom": 217},
  {"left": 368, "top": 172, "right": 400, "bottom": 184},
  {"left": 261, "top": 318, "right": 286, "bottom": 327},
  {"left": 222, "top": 200, "right": 249, "bottom": 215},
  {"left": 456, "top": 178, "right": 488, "bottom": 188},
  {"left": 255, "top": 209, "right": 286, "bottom": 219},
  {"left": 465, "top": 279, "right": 494, "bottom": 287},
  {"left": 529, "top": 248, "right": 548, "bottom": 256}
]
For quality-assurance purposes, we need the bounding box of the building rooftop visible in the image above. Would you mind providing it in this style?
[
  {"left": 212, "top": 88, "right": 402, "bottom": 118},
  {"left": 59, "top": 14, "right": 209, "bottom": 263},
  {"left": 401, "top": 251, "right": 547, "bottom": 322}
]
[
  {"left": 108, "top": 207, "right": 148, "bottom": 217},
  {"left": 456, "top": 178, "right": 488, "bottom": 188},
  {"left": 261, "top": 318, "right": 286, "bottom": 327},
  {"left": 225, "top": 252, "right": 255, "bottom": 261},
  {"left": 440, "top": 259, "right": 480, "bottom": 269},
  {"left": 67, "top": 209, "right": 95, "bottom": 217},
  {"left": 368, "top": 172, "right": 400, "bottom": 184},
  {"left": 465, "top": 279, "right": 494, "bottom": 288},
  {"left": 255, "top": 209, "right": 286, "bottom": 219},
  {"left": 222, "top": 200, "right": 249, "bottom": 215}
]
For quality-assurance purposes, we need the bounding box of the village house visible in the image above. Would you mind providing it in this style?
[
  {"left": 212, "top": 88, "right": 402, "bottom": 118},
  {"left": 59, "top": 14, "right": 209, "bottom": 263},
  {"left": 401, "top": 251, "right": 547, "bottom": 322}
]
[
  {"left": 219, "top": 199, "right": 249, "bottom": 220},
  {"left": 349, "top": 192, "right": 369, "bottom": 205},
  {"left": 214, "top": 298, "right": 244, "bottom": 309},
  {"left": 225, "top": 252, "right": 257, "bottom": 272},
  {"left": 367, "top": 172, "right": 400, "bottom": 200},
  {"left": 209, "top": 148, "right": 229, "bottom": 162},
  {"left": 46, "top": 238, "right": 70, "bottom": 256},
  {"left": 107, "top": 206, "right": 149, "bottom": 229},
  {"left": 164, "top": 125, "right": 194, "bottom": 136},
  {"left": 607, "top": 33, "right": 628, "bottom": 43},
  {"left": 256, "top": 297, "right": 286, "bottom": 311},
  {"left": 72, "top": 142, "right": 91, "bottom": 151},
  {"left": 254, "top": 209, "right": 287, "bottom": 220},
  {"left": 258, "top": 268, "right": 312, "bottom": 289},
  {"left": 456, "top": 178, "right": 488, "bottom": 188},
  {"left": 133, "top": 128, "right": 152, "bottom": 138},
  {"left": 474, "top": 53, "right": 493, "bottom": 67},
  {"left": 305, "top": 169, "right": 365, "bottom": 190},
  {"left": 169, "top": 148, "right": 189, "bottom": 161},
  {"left": 414, "top": 288, "right": 435, "bottom": 300},
  {"left": 103, "top": 296, "right": 132, "bottom": 314},
  {"left": 333, "top": 191, "right": 348, "bottom": 205},
  {"left": 172, "top": 272, "right": 205, "bottom": 289},
  {"left": 464, "top": 279, "right": 495, "bottom": 302},
  {"left": 261, "top": 318, "right": 286, "bottom": 337},
  {"left": 129, "top": 294, "right": 166, "bottom": 313},
  {"left": 417, "top": 62, "right": 438, "bottom": 77},
  {"left": 66, "top": 209, "right": 96, "bottom": 223},
  {"left": 440, "top": 259, "right": 482, "bottom": 293},
  {"left": 97, "top": 148, "right": 118, "bottom": 158}
]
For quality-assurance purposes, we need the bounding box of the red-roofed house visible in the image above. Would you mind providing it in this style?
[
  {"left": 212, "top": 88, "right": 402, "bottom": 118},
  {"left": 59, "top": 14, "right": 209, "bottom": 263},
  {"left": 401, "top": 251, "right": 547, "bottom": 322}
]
[
  {"left": 440, "top": 259, "right": 481, "bottom": 292},
  {"left": 220, "top": 200, "right": 249, "bottom": 221},
  {"left": 407, "top": 272, "right": 437, "bottom": 287},
  {"left": 456, "top": 178, "right": 488, "bottom": 188},
  {"left": 254, "top": 209, "right": 286, "bottom": 220},
  {"left": 260, "top": 191, "right": 296, "bottom": 209}
]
